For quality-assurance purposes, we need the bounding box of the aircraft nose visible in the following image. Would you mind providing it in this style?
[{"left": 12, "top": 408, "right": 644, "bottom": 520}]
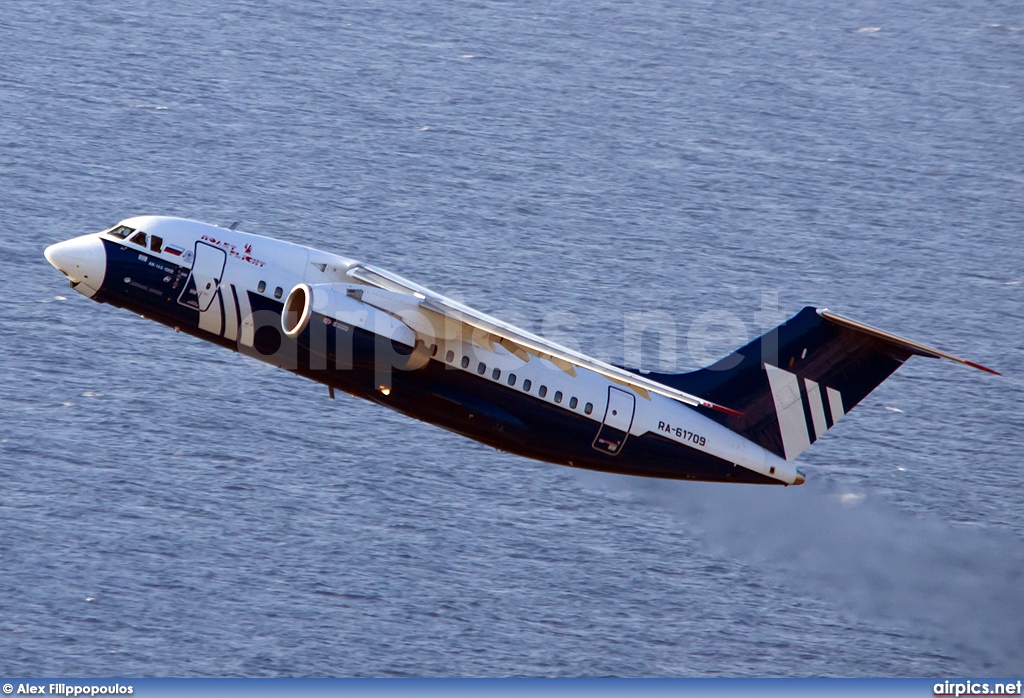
[{"left": 44, "top": 234, "right": 106, "bottom": 297}]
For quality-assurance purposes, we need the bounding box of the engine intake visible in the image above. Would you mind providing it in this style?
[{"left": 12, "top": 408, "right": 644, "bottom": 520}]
[{"left": 282, "top": 283, "right": 313, "bottom": 339}]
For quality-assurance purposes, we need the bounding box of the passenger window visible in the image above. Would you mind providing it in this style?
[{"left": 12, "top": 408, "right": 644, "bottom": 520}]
[
  {"left": 150, "top": 235, "right": 163, "bottom": 253},
  {"left": 274, "top": 287, "right": 283, "bottom": 299},
  {"left": 538, "top": 385, "right": 548, "bottom": 398},
  {"left": 477, "top": 362, "right": 486, "bottom": 375},
  {"left": 569, "top": 397, "right": 578, "bottom": 409},
  {"left": 554, "top": 391, "right": 563, "bottom": 404},
  {"left": 129, "top": 231, "right": 147, "bottom": 247},
  {"left": 585, "top": 402, "right": 594, "bottom": 415},
  {"left": 507, "top": 374, "right": 517, "bottom": 386},
  {"left": 108, "top": 225, "right": 133, "bottom": 239},
  {"left": 461, "top": 356, "right": 470, "bottom": 369},
  {"left": 446, "top": 350, "right": 455, "bottom": 363},
  {"left": 523, "top": 379, "right": 532, "bottom": 392},
  {"left": 258, "top": 281, "right": 266, "bottom": 293},
  {"left": 492, "top": 368, "right": 501, "bottom": 380}
]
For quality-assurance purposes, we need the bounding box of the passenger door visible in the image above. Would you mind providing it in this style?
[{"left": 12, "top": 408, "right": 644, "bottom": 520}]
[
  {"left": 592, "top": 386, "right": 636, "bottom": 455},
  {"left": 178, "top": 241, "right": 227, "bottom": 312}
]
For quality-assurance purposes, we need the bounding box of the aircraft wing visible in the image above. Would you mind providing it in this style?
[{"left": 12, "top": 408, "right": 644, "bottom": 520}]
[{"left": 346, "top": 264, "right": 745, "bottom": 417}]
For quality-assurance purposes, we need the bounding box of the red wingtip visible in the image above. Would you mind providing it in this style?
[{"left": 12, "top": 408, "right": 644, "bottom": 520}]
[
  {"left": 963, "top": 360, "right": 1001, "bottom": 376},
  {"left": 706, "top": 401, "right": 745, "bottom": 418}
]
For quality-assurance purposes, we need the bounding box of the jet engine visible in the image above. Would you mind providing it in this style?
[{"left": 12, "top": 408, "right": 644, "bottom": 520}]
[{"left": 281, "top": 282, "right": 429, "bottom": 372}]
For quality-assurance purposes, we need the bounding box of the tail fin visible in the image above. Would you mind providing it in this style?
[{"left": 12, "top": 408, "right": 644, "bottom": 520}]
[{"left": 643, "top": 307, "right": 998, "bottom": 460}]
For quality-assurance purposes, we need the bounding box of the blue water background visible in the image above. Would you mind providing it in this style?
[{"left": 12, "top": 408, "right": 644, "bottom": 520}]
[{"left": 1, "top": 0, "right": 1022, "bottom": 676}]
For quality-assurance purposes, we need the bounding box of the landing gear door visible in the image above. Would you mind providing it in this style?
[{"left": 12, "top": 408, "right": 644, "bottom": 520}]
[
  {"left": 592, "top": 386, "right": 636, "bottom": 455},
  {"left": 178, "top": 241, "right": 227, "bottom": 312}
]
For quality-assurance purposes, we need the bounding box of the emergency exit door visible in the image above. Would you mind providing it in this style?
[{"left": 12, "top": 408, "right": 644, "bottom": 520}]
[{"left": 592, "top": 386, "right": 636, "bottom": 455}]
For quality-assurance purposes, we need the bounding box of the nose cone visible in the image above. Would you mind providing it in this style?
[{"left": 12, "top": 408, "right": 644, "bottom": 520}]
[{"left": 44, "top": 234, "right": 106, "bottom": 297}]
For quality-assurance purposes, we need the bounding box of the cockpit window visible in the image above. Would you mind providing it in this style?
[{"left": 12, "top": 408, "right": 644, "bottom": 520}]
[
  {"left": 150, "top": 235, "right": 163, "bottom": 253},
  {"left": 108, "top": 225, "right": 134, "bottom": 240},
  {"left": 128, "top": 231, "right": 148, "bottom": 247}
]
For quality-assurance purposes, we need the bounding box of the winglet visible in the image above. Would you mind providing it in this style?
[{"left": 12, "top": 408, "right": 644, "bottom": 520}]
[{"left": 818, "top": 309, "right": 1001, "bottom": 376}]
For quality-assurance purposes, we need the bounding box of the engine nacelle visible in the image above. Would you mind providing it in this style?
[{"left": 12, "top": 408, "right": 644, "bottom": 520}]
[
  {"left": 281, "top": 283, "right": 427, "bottom": 373},
  {"left": 282, "top": 282, "right": 418, "bottom": 343}
]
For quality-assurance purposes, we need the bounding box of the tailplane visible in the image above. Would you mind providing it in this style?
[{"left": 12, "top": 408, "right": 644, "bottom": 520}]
[{"left": 643, "top": 307, "right": 998, "bottom": 460}]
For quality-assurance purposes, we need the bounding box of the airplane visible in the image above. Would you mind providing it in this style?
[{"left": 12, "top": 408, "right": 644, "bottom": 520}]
[{"left": 43, "top": 216, "right": 999, "bottom": 487}]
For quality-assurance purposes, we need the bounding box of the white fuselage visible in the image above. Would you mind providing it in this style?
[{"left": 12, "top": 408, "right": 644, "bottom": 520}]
[{"left": 45, "top": 216, "right": 801, "bottom": 486}]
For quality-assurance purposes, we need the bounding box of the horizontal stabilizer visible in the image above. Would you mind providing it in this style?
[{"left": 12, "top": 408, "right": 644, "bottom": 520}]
[{"left": 817, "top": 309, "right": 1000, "bottom": 375}]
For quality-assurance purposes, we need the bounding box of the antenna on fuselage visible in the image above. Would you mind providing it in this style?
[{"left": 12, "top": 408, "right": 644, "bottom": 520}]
[{"left": 228, "top": 221, "right": 240, "bottom": 230}]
